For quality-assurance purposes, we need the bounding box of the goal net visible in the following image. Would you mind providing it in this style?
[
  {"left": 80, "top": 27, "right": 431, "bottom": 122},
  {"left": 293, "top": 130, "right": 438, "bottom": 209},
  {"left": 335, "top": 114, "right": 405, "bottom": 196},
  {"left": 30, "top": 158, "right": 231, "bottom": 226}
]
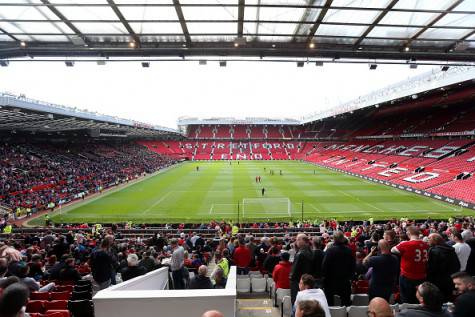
[{"left": 242, "top": 197, "right": 291, "bottom": 217}]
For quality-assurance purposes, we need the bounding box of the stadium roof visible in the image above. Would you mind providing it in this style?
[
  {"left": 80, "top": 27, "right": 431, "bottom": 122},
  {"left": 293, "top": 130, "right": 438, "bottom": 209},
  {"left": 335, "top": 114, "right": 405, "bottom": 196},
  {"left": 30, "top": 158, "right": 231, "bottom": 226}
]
[
  {"left": 0, "top": 1, "right": 474, "bottom": 63},
  {"left": 177, "top": 116, "right": 300, "bottom": 126},
  {"left": 0, "top": 92, "right": 181, "bottom": 137}
]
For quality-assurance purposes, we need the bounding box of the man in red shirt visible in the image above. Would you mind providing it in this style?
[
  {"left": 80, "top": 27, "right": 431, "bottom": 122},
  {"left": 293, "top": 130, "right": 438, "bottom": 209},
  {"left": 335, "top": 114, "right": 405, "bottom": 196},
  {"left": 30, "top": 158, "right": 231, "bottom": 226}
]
[
  {"left": 391, "top": 225, "right": 429, "bottom": 304},
  {"left": 273, "top": 252, "right": 292, "bottom": 289},
  {"left": 233, "top": 239, "right": 251, "bottom": 275}
]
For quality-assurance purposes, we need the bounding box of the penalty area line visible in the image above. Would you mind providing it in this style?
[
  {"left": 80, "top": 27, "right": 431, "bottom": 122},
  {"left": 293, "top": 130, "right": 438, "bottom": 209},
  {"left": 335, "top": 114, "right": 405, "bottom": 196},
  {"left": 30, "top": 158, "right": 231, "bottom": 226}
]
[{"left": 142, "top": 191, "right": 173, "bottom": 215}]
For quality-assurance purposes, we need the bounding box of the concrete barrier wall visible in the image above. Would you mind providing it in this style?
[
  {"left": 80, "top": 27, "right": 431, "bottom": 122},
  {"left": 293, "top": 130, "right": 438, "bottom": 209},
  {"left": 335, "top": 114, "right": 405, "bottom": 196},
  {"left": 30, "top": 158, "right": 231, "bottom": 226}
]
[{"left": 93, "top": 267, "right": 237, "bottom": 317}]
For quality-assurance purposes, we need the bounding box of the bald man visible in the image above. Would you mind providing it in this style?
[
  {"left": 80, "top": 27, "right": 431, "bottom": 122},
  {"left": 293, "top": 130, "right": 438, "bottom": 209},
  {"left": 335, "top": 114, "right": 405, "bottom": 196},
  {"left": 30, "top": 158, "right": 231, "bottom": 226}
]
[
  {"left": 201, "top": 310, "right": 224, "bottom": 317},
  {"left": 290, "top": 234, "right": 314, "bottom": 304},
  {"left": 363, "top": 239, "right": 399, "bottom": 301},
  {"left": 190, "top": 265, "right": 213, "bottom": 289},
  {"left": 368, "top": 297, "right": 394, "bottom": 317}
]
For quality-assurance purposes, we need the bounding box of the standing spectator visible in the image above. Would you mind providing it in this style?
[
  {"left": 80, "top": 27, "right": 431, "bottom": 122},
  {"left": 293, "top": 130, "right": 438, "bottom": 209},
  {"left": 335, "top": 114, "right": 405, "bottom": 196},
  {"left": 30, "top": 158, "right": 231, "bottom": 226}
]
[
  {"left": 451, "top": 272, "right": 475, "bottom": 317},
  {"left": 363, "top": 239, "right": 399, "bottom": 301},
  {"left": 233, "top": 239, "right": 251, "bottom": 275},
  {"left": 391, "top": 226, "right": 428, "bottom": 304},
  {"left": 190, "top": 265, "right": 213, "bottom": 289},
  {"left": 294, "top": 274, "right": 330, "bottom": 317},
  {"left": 272, "top": 252, "right": 292, "bottom": 290},
  {"left": 452, "top": 231, "right": 471, "bottom": 272},
  {"left": 170, "top": 238, "right": 185, "bottom": 289},
  {"left": 311, "top": 237, "right": 324, "bottom": 287},
  {"left": 322, "top": 231, "right": 355, "bottom": 306},
  {"left": 397, "top": 282, "right": 451, "bottom": 317},
  {"left": 384, "top": 230, "right": 398, "bottom": 249},
  {"left": 263, "top": 247, "right": 281, "bottom": 276},
  {"left": 121, "top": 254, "right": 147, "bottom": 282},
  {"left": 90, "top": 237, "right": 114, "bottom": 291},
  {"left": 290, "top": 234, "right": 314, "bottom": 304},
  {"left": 426, "top": 233, "right": 460, "bottom": 301}
]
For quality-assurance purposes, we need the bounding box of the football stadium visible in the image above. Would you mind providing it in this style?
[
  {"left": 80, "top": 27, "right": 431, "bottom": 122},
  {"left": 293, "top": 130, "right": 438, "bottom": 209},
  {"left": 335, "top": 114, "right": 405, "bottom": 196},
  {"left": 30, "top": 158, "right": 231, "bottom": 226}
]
[{"left": 0, "top": 1, "right": 475, "bottom": 317}]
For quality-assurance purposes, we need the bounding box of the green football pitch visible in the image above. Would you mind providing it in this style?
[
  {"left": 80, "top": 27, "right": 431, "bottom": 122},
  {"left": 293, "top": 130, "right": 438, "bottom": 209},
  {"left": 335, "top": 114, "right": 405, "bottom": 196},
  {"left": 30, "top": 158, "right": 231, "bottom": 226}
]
[{"left": 34, "top": 161, "right": 473, "bottom": 225}]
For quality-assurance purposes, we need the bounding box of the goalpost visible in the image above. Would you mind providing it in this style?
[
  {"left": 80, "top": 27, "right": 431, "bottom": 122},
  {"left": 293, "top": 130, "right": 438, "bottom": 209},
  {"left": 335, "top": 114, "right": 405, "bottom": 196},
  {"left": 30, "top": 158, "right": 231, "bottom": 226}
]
[{"left": 242, "top": 197, "right": 292, "bottom": 218}]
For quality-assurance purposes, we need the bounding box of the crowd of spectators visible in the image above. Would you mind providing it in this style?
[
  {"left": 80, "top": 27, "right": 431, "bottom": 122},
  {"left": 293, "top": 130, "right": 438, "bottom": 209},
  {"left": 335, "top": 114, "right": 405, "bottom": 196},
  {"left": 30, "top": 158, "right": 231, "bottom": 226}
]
[
  {"left": 0, "top": 141, "right": 176, "bottom": 218},
  {"left": 0, "top": 217, "right": 475, "bottom": 316}
]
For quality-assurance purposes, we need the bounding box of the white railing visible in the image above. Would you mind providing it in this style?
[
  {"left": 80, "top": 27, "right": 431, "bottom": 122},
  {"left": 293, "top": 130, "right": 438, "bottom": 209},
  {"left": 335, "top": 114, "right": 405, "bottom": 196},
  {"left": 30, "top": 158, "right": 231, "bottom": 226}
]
[{"left": 93, "top": 266, "right": 237, "bottom": 317}]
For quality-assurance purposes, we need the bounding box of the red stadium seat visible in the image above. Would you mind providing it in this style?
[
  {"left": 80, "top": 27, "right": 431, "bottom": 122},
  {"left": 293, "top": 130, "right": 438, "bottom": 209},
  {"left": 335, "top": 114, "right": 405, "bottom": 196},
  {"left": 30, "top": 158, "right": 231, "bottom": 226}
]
[
  {"left": 26, "top": 300, "right": 46, "bottom": 314},
  {"left": 30, "top": 291, "right": 50, "bottom": 301},
  {"left": 50, "top": 291, "right": 71, "bottom": 300},
  {"left": 45, "top": 300, "right": 69, "bottom": 311}
]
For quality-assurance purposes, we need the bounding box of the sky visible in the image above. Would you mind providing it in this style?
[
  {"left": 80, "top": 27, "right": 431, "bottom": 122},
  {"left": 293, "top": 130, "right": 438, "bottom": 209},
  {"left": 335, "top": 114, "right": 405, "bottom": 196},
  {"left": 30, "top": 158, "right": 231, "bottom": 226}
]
[{"left": 0, "top": 60, "right": 434, "bottom": 129}]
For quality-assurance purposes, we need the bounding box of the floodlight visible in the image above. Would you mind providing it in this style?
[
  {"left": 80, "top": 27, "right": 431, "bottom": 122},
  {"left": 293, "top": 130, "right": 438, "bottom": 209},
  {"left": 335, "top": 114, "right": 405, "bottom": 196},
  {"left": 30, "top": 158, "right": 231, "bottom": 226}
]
[
  {"left": 315, "top": 61, "right": 324, "bottom": 66},
  {"left": 410, "top": 64, "right": 418, "bottom": 69},
  {"left": 441, "top": 65, "right": 449, "bottom": 71},
  {"left": 296, "top": 61, "right": 304, "bottom": 67},
  {"left": 369, "top": 64, "right": 377, "bottom": 70},
  {"left": 65, "top": 61, "right": 74, "bottom": 67},
  {"left": 219, "top": 61, "right": 227, "bottom": 67},
  {"left": 142, "top": 62, "right": 150, "bottom": 68},
  {"left": 0, "top": 60, "right": 9, "bottom": 67}
]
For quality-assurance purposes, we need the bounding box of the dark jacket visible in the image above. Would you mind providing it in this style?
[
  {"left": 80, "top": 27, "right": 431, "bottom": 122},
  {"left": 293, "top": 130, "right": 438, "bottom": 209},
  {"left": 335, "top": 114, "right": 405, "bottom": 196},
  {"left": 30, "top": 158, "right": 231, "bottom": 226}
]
[
  {"left": 453, "top": 290, "right": 475, "bottom": 317},
  {"left": 189, "top": 274, "right": 213, "bottom": 289},
  {"left": 121, "top": 265, "right": 147, "bottom": 281},
  {"left": 321, "top": 242, "right": 355, "bottom": 281},
  {"left": 290, "top": 246, "right": 314, "bottom": 282},
  {"left": 465, "top": 238, "right": 475, "bottom": 276},
  {"left": 263, "top": 255, "right": 280, "bottom": 275},
  {"left": 398, "top": 307, "right": 452, "bottom": 317},
  {"left": 312, "top": 249, "right": 324, "bottom": 279},
  {"left": 427, "top": 244, "right": 460, "bottom": 299}
]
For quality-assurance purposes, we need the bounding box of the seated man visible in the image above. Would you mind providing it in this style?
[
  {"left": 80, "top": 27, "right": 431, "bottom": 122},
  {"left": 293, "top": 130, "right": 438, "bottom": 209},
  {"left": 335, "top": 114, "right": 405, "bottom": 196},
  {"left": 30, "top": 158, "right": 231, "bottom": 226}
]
[
  {"left": 294, "top": 274, "right": 330, "bottom": 317},
  {"left": 397, "top": 282, "right": 451, "bottom": 317},
  {"left": 213, "top": 267, "right": 227, "bottom": 289},
  {"left": 368, "top": 297, "right": 394, "bottom": 317},
  {"left": 295, "top": 300, "right": 326, "bottom": 317},
  {"left": 189, "top": 265, "right": 213, "bottom": 289},
  {"left": 121, "top": 254, "right": 147, "bottom": 282},
  {"left": 451, "top": 272, "right": 475, "bottom": 317}
]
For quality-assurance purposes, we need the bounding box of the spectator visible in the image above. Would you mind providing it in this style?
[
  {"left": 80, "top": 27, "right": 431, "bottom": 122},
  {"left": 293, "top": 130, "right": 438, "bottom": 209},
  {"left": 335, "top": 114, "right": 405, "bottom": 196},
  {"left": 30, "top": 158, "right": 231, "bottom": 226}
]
[
  {"left": 384, "top": 230, "right": 398, "bottom": 249},
  {"left": 272, "top": 252, "right": 292, "bottom": 290},
  {"left": 170, "top": 238, "right": 186, "bottom": 289},
  {"left": 15, "top": 261, "right": 55, "bottom": 292},
  {"left": 368, "top": 297, "right": 394, "bottom": 317},
  {"left": 213, "top": 267, "right": 227, "bottom": 289},
  {"left": 363, "top": 239, "right": 399, "bottom": 301},
  {"left": 90, "top": 237, "right": 115, "bottom": 291},
  {"left": 392, "top": 226, "right": 428, "bottom": 304},
  {"left": 311, "top": 237, "right": 324, "bottom": 286},
  {"left": 140, "top": 251, "right": 158, "bottom": 272},
  {"left": 202, "top": 310, "right": 224, "bottom": 317},
  {"left": 397, "top": 282, "right": 451, "bottom": 317},
  {"left": 263, "top": 247, "right": 281, "bottom": 275},
  {"left": 294, "top": 274, "right": 330, "bottom": 317},
  {"left": 322, "top": 231, "right": 355, "bottom": 306},
  {"left": 0, "top": 257, "right": 8, "bottom": 280},
  {"left": 451, "top": 231, "right": 471, "bottom": 272},
  {"left": 290, "top": 234, "right": 314, "bottom": 304},
  {"left": 295, "top": 300, "right": 326, "bottom": 317},
  {"left": 427, "top": 233, "right": 460, "bottom": 301},
  {"left": 121, "top": 254, "right": 147, "bottom": 282},
  {"left": 212, "top": 252, "right": 229, "bottom": 281},
  {"left": 189, "top": 265, "right": 213, "bottom": 289},
  {"left": 59, "top": 257, "right": 82, "bottom": 282},
  {"left": 233, "top": 239, "right": 251, "bottom": 275},
  {"left": 451, "top": 272, "right": 475, "bottom": 317},
  {"left": 0, "top": 283, "right": 30, "bottom": 317}
]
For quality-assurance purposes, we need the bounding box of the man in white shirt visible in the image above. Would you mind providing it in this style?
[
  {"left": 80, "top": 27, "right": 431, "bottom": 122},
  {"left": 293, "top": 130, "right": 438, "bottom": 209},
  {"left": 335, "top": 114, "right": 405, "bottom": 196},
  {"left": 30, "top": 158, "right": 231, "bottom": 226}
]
[
  {"left": 452, "top": 231, "right": 471, "bottom": 271},
  {"left": 294, "top": 274, "right": 330, "bottom": 317}
]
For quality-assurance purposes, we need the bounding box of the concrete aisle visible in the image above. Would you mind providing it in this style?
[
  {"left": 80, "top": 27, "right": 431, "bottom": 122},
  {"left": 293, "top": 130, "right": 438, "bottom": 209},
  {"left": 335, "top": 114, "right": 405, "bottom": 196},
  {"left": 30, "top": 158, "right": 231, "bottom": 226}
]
[{"left": 236, "top": 297, "right": 281, "bottom": 317}]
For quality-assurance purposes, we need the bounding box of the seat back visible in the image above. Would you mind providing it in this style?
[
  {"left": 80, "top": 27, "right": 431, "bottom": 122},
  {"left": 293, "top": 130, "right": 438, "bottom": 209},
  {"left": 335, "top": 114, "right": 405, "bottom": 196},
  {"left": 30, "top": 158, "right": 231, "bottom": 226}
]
[
  {"left": 347, "top": 306, "right": 368, "bottom": 317},
  {"left": 275, "top": 288, "right": 291, "bottom": 307},
  {"left": 26, "top": 300, "right": 46, "bottom": 314},
  {"left": 45, "top": 300, "right": 68, "bottom": 311},
  {"left": 236, "top": 277, "right": 251, "bottom": 293},
  {"left": 251, "top": 277, "right": 266, "bottom": 293},
  {"left": 329, "top": 306, "right": 347, "bottom": 317},
  {"left": 50, "top": 291, "right": 71, "bottom": 300},
  {"left": 351, "top": 294, "right": 369, "bottom": 306},
  {"left": 30, "top": 291, "right": 50, "bottom": 301}
]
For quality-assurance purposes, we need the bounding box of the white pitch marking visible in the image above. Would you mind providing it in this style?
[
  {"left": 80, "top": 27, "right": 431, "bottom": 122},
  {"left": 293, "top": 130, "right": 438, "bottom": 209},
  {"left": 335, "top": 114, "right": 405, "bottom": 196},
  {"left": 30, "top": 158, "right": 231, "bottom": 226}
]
[{"left": 142, "top": 191, "right": 173, "bottom": 214}]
